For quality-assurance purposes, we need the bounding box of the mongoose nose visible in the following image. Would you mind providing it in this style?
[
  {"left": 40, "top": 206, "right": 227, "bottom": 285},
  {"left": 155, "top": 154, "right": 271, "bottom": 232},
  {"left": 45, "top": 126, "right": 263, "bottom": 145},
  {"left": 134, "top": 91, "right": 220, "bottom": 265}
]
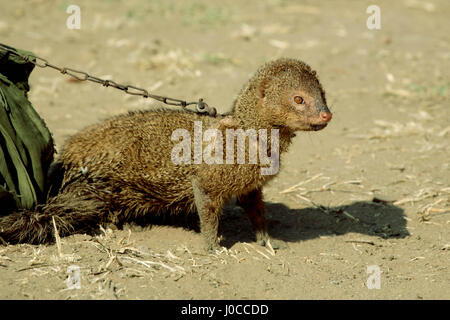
[{"left": 319, "top": 111, "right": 332, "bottom": 123}]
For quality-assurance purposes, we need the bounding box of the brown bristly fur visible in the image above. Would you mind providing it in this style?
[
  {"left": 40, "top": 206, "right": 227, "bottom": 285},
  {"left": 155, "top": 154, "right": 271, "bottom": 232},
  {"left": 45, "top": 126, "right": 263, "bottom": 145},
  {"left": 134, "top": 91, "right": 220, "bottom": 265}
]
[{"left": 0, "top": 58, "right": 331, "bottom": 250}]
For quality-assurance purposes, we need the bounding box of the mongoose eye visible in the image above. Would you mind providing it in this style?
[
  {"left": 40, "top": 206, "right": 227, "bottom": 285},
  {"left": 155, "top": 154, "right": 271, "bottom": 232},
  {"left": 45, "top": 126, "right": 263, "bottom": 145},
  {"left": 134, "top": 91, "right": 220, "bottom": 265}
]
[{"left": 294, "top": 96, "right": 304, "bottom": 104}]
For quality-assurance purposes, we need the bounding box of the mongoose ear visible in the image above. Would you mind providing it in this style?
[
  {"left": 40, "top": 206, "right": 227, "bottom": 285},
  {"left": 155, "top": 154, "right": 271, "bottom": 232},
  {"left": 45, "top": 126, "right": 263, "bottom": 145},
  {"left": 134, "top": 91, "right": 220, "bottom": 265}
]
[{"left": 256, "top": 77, "right": 271, "bottom": 100}]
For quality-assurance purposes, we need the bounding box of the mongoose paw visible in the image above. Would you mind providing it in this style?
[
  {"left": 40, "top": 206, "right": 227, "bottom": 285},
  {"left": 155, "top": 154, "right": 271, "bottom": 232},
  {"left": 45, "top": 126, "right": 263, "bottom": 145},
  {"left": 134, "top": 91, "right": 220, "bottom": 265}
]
[
  {"left": 205, "top": 240, "right": 221, "bottom": 252},
  {"left": 257, "top": 237, "right": 280, "bottom": 250}
]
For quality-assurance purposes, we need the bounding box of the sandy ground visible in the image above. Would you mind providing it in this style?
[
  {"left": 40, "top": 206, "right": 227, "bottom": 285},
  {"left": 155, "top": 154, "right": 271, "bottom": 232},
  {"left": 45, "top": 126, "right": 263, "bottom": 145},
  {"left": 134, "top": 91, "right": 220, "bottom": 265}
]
[{"left": 0, "top": 0, "right": 449, "bottom": 299}]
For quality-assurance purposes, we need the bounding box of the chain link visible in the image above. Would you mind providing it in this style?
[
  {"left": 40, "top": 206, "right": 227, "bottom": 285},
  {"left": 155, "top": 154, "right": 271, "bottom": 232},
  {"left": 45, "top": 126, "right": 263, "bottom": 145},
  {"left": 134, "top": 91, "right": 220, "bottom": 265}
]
[{"left": 0, "top": 43, "right": 217, "bottom": 116}]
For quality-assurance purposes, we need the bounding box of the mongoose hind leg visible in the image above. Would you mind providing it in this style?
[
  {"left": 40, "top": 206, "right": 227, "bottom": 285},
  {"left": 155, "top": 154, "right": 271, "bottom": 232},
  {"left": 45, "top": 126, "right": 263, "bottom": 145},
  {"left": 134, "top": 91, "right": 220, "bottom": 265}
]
[
  {"left": 237, "top": 188, "right": 278, "bottom": 249},
  {"left": 192, "top": 178, "right": 222, "bottom": 251}
]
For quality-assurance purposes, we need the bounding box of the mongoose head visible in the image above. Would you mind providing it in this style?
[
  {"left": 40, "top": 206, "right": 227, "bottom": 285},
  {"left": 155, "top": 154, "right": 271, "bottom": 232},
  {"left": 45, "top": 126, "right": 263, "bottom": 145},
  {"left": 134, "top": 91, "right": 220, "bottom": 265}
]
[{"left": 244, "top": 58, "right": 332, "bottom": 132}]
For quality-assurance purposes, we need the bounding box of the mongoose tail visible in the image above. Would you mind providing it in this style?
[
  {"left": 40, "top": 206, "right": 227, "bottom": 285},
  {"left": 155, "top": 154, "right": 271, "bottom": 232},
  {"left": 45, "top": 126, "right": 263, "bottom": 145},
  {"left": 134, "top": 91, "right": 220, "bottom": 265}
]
[{"left": 0, "top": 190, "right": 106, "bottom": 244}]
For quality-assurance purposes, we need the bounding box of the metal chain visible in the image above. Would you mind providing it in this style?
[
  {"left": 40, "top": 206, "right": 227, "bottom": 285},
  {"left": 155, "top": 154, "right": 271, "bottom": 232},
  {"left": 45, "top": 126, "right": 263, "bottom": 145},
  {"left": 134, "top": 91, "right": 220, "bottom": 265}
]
[{"left": 0, "top": 43, "right": 217, "bottom": 116}]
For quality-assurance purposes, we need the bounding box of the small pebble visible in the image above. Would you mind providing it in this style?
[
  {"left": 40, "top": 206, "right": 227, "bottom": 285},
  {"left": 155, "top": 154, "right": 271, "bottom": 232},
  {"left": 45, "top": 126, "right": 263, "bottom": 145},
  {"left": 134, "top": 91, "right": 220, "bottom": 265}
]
[{"left": 372, "top": 194, "right": 396, "bottom": 204}]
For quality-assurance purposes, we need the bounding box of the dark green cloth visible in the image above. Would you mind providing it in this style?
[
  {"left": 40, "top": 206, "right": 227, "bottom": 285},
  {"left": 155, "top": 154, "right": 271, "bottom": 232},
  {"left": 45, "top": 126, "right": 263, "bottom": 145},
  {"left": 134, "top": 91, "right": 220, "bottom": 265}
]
[{"left": 0, "top": 44, "right": 55, "bottom": 212}]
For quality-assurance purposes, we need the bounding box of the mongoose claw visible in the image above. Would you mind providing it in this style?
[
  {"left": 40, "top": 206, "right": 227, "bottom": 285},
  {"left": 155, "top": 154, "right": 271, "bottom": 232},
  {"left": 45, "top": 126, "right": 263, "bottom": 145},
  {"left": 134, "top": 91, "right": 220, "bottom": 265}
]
[
  {"left": 257, "top": 239, "right": 267, "bottom": 246},
  {"left": 205, "top": 241, "right": 221, "bottom": 252},
  {"left": 267, "top": 239, "right": 279, "bottom": 250},
  {"left": 257, "top": 236, "right": 280, "bottom": 250}
]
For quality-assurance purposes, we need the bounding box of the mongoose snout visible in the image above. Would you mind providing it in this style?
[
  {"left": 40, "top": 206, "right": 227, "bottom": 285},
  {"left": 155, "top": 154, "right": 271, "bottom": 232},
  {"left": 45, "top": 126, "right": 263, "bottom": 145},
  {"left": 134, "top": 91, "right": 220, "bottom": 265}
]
[
  {"left": 319, "top": 110, "right": 332, "bottom": 123},
  {"left": 310, "top": 109, "right": 332, "bottom": 131}
]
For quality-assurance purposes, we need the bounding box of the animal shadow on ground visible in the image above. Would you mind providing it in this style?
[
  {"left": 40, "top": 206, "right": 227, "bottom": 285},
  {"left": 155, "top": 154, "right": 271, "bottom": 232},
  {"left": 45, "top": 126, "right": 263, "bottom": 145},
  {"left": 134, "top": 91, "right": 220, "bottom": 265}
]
[
  {"left": 128, "top": 200, "right": 409, "bottom": 248},
  {"left": 219, "top": 201, "right": 409, "bottom": 248}
]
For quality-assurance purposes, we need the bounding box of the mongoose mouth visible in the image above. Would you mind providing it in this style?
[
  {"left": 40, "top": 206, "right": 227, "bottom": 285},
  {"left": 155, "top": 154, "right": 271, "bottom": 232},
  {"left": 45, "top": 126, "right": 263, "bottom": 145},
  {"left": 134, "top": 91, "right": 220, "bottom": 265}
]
[{"left": 310, "top": 123, "right": 328, "bottom": 131}]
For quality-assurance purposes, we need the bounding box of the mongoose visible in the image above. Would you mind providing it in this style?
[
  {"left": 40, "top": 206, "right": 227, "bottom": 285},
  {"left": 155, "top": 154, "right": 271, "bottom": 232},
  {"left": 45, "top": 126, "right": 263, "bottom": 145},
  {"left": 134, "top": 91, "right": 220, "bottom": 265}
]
[{"left": 0, "top": 58, "right": 332, "bottom": 250}]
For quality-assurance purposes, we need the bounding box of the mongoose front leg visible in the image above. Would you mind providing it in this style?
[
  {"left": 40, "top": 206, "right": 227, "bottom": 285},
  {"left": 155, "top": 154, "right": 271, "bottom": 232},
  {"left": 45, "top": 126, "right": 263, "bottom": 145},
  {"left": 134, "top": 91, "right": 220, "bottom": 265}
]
[
  {"left": 192, "top": 178, "right": 221, "bottom": 251},
  {"left": 237, "top": 188, "right": 270, "bottom": 246}
]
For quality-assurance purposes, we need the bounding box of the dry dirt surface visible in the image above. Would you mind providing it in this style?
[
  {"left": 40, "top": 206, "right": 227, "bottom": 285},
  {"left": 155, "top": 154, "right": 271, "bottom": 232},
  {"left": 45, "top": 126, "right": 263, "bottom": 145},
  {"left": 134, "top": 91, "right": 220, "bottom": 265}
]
[{"left": 0, "top": 0, "right": 449, "bottom": 300}]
